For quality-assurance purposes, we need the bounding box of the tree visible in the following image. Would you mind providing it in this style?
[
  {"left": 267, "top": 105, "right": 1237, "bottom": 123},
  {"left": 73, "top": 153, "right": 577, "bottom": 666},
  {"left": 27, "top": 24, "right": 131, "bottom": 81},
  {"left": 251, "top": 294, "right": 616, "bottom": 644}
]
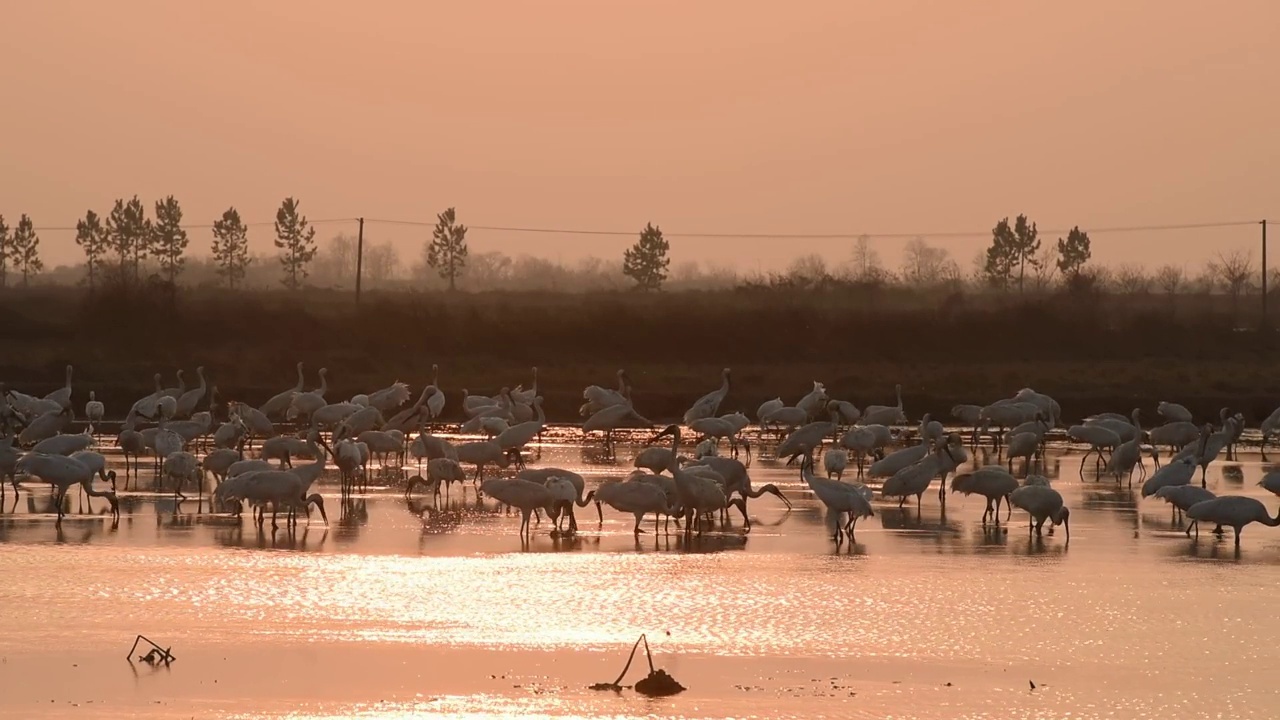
[
  {"left": 1155, "top": 265, "right": 1184, "bottom": 296},
  {"left": 467, "top": 251, "right": 514, "bottom": 289},
  {"left": 365, "top": 242, "right": 399, "bottom": 286},
  {"left": 788, "top": 253, "right": 828, "bottom": 285},
  {"left": 1056, "top": 226, "right": 1091, "bottom": 279},
  {"left": 152, "top": 195, "right": 188, "bottom": 284},
  {"left": 1031, "top": 244, "right": 1057, "bottom": 290},
  {"left": 74, "top": 210, "right": 108, "bottom": 291},
  {"left": 106, "top": 196, "right": 151, "bottom": 285},
  {"left": 900, "top": 237, "right": 955, "bottom": 286},
  {"left": 850, "top": 234, "right": 884, "bottom": 281},
  {"left": 1012, "top": 214, "right": 1040, "bottom": 293},
  {"left": 10, "top": 214, "right": 43, "bottom": 286},
  {"left": 983, "top": 217, "right": 1018, "bottom": 290},
  {"left": 622, "top": 222, "right": 670, "bottom": 291},
  {"left": 425, "top": 207, "right": 468, "bottom": 290},
  {"left": 1114, "top": 264, "right": 1151, "bottom": 294},
  {"left": 211, "top": 207, "right": 251, "bottom": 289},
  {"left": 318, "top": 233, "right": 358, "bottom": 284},
  {"left": 0, "top": 215, "right": 9, "bottom": 289},
  {"left": 1209, "top": 249, "right": 1254, "bottom": 320},
  {"left": 274, "top": 197, "right": 318, "bottom": 290}
]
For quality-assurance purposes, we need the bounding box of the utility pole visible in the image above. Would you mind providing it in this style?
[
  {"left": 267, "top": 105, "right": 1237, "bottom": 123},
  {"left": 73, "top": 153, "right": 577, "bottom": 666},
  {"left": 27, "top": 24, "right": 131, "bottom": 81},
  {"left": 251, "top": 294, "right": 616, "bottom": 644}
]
[
  {"left": 1263, "top": 219, "right": 1269, "bottom": 330},
  {"left": 355, "top": 217, "right": 365, "bottom": 304}
]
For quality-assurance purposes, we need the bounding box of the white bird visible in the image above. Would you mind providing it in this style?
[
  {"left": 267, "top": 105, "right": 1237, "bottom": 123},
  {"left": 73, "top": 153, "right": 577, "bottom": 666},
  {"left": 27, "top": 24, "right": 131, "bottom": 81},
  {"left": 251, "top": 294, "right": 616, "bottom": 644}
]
[
  {"left": 586, "top": 480, "right": 676, "bottom": 535},
  {"left": 951, "top": 404, "right": 984, "bottom": 445},
  {"left": 762, "top": 405, "right": 811, "bottom": 432},
  {"left": 1186, "top": 496, "right": 1280, "bottom": 548},
  {"left": 32, "top": 432, "right": 94, "bottom": 456},
  {"left": 201, "top": 448, "right": 242, "bottom": 488},
  {"left": 19, "top": 407, "right": 72, "bottom": 446},
  {"left": 1153, "top": 485, "right": 1216, "bottom": 535},
  {"left": 881, "top": 436, "right": 963, "bottom": 510},
  {"left": 311, "top": 402, "right": 361, "bottom": 430},
  {"left": 385, "top": 383, "right": 434, "bottom": 433},
  {"left": 800, "top": 457, "right": 874, "bottom": 543},
  {"left": 1012, "top": 388, "right": 1061, "bottom": 427},
  {"left": 162, "top": 451, "right": 203, "bottom": 501},
  {"left": 260, "top": 433, "right": 319, "bottom": 467},
  {"left": 581, "top": 369, "right": 630, "bottom": 417},
  {"left": 462, "top": 388, "right": 501, "bottom": 415},
  {"left": 1067, "top": 424, "right": 1122, "bottom": 470},
  {"left": 1171, "top": 422, "right": 1229, "bottom": 486},
  {"left": 334, "top": 406, "right": 383, "bottom": 438},
  {"left": 653, "top": 425, "right": 747, "bottom": 532},
  {"left": 455, "top": 440, "right": 510, "bottom": 483},
  {"left": 1084, "top": 408, "right": 1141, "bottom": 443},
  {"left": 367, "top": 380, "right": 411, "bottom": 414},
  {"left": 173, "top": 366, "right": 207, "bottom": 419},
  {"left": 16, "top": 452, "right": 118, "bottom": 521},
  {"left": 1148, "top": 421, "right": 1200, "bottom": 456},
  {"left": 859, "top": 384, "right": 905, "bottom": 426},
  {"left": 1006, "top": 431, "right": 1041, "bottom": 474},
  {"left": 158, "top": 370, "right": 185, "bottom": 400},
  {"left": 287, "top": 367, "right": 329, "bottom": 422},
  {"left": 495, "top": 397, "right": 546, "bottom": 465},
  {"left": 756, "top": 397, "right": 784, "bottom": 429},
  {"left": 43, "top": 364, "right": 74, "bottom": 410},
  {"left": 84, "top": 391, "right": 104, "bottom": 432},
  {"left": 867, "top": 443, "right": 931, "bottom": 479},
  {"left": 823, "top": 448, "right": 848, "bottom": 480},
  {"left": 357, "top": 429, "right": 403, "bottom": 470},
  {"left": 682, "top": 368, "right": 731, "bottom": 425},
  {"left": 129, "top": 373, "right": 166, "bottom": 418},
  {"left": 830, "top": 400, "right": 861, "bottom": 426},
  {"left": 839, "top": 424, "right": 893, "bottom": 477},
  {"left": 230, "top": 402, "right": 276, "bottom": 439},
  {"left": 424, "top": 364, "right": 446, "bottom": 421},
  {"left": 1141, "top": 455, "right": 1198, "bottom": 498},
  {"left": 405, "top": 457, "right": 468, "bottom": 499},
  {"left": 68, "top": 450, "right": 115, "bottom": 486},
  {"left": 1157, "top": 401, "right": 1193, "bottom": 424},
  {"left": 777, "top": 402, "right": 840, "bottom": 470},
  {"left": 951, "top": 466, "right": 1019, "bottom": 524},
  {"left": 479, "top": 477, "right": 556, "bottom": 537},
  {"left": 583, "top": 388, "right": 650, "bottom": 448},
  {"left": 795, "top": 382, "right": 829, "bottom": 420},
  {"left": 510, "top": 367, "right": 539, "bottom": 406},
  {"left": 1260, "top": 406, "right": 1280, "bottom": 459},
  {"left": 228, "top": 458, "right": 274, "bottom": 479},
  {"left": 233, "top": 469, "right": 327, "bottom": 531},
  {"left": 1009, "top": 484, "right": 1070, "bottom": 540},
  {"left": 259, "top": 362, "right": 305, "bottom": 419}
]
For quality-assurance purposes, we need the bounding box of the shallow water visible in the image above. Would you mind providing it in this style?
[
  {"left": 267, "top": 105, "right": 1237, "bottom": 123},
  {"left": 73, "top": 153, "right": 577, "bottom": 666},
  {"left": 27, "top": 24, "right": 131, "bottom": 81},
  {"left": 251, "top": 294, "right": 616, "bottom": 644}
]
[{"left": 3, "top": 432, "right": 1280, "bottom": 718}]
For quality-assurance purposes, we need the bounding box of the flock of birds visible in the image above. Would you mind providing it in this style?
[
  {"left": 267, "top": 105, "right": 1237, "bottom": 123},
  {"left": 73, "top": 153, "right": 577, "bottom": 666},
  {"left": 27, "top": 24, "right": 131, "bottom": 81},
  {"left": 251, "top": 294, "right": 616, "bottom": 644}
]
[{"left": 3, "top": 363, "right": 1280, "bottom": 549}]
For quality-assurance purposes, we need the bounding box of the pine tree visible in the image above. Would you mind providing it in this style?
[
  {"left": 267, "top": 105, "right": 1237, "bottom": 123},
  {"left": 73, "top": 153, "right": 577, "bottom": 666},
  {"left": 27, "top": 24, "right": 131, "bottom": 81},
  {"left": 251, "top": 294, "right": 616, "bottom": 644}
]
[
  {"left": 274, "top": 197, "right": 317, "bottom": 290},
  {"left": 425, "top": 207, "right": 468, "bottom": 290},
  {"left": 75, "top": 209, "right": 108, "bottom": 291},
  {"left": 983, "top": 217, "right": 1018, "bottom": 290},
  {"left": 1056, "top": 226, "right": 1091, "bottom": 278},
  {"left": 106, "top": 196, "right": 151, "bottom": 285},
  {"left": 10, "top": 214, "right": 43, "bottom": 287},
  {"left": 211, "top": 207, "right": 252, "bottom": 289},
  {"left": 1012, "top": 214, "right": 1040, "bottom": 293},
  {"left": 622, "top": 222, "right": 670, "bottom": 291},
  {"left": 0, "top": 215, "right": 9, "bottom": 289},
  {"left": 152, "top": 195, "right": 189, "bottom": 284}
]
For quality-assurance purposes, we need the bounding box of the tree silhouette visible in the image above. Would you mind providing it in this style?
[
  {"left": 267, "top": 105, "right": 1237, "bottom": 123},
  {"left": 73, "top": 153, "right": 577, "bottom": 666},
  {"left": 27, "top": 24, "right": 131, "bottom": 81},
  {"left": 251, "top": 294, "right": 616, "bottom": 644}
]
[
  {"left": 211, "top": 207, "right": 251, "bottom": 289},
  {"left": 1056, "top": 226, "right": 1091, "bottom": 279},
  {"left": 106, "top": 196, "right": 151, "bottom": 285},
  {"left": 274, "top": 197, "right": 317, "bottom": 291},
  {"left": 0, "top": 215, "right": 9, "bottom": 289},
  {"left": 1012, "top": 214, "right": 1040, "bottom": 293},
  {"left": 426, "top": 207, "right": 468, "bottom": 290},
  {"left": 623, "top": 222, "right": 670, "bottom": 291},
  {"left": 10, "top": 214, "right": 43, "bottom": 287},
  {"left": 983, "top": 217, "right": 1017, "bottom": 290},
  {"left": 152, "top": 195, "right": 189, "bottom": 284},
  {"left": 75, "top": 209, "right": 108, "bottom": 291}
]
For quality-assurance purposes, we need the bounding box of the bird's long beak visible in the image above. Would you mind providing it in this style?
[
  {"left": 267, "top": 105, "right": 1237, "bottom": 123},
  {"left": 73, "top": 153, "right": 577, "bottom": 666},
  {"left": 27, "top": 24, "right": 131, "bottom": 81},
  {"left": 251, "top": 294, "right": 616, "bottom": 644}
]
[
  {"left": 768, "top": 485, "right": 792, "bottom": 510},
  {"left": 314, "top": 496, "right": 329, "bottom": 524},
  {"left": 107, "top": 494, "right": 120, "bottom": 518},
  {"left": 1063, "top": 516, "right": 1070, "bottom": 543}
]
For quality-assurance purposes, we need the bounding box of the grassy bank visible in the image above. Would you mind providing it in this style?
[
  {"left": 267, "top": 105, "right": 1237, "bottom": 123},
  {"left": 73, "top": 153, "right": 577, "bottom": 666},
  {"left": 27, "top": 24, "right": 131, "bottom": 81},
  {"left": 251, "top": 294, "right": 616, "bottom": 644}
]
[{"left": 2, "top": 284, "right": 1277, "bottom": 424}]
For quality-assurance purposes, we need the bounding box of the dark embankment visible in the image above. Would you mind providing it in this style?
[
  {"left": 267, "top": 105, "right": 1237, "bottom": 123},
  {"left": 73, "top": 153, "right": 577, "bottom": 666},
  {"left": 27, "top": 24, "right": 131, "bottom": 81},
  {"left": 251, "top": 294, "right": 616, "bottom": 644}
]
[{"left": 1, "top": 283, "right": 1277, "bottom": 424}]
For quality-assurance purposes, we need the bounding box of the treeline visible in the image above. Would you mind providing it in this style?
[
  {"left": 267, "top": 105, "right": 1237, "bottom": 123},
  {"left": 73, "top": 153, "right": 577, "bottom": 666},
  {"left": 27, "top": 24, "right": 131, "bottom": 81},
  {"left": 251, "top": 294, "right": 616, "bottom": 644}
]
[{"left": 1, "top": 202, "right": 1268, "bottom": 301}]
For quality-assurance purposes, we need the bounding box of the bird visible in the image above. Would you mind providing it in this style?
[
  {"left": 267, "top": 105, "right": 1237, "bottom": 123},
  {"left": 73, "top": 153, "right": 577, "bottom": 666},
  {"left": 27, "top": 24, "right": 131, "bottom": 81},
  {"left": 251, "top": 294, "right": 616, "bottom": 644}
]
[
  {"left": 950, "top": 404, "right": 984, "bottom": 446},
  {"left": 652, "top": 424, "right": 747, "bottom": 533},
  {"left": 230, "top": 469, "right": 328, "bottom": 531},
  {"left": 685, "top": 455, "right": 791, "bottom": 512},
  {"left": 800, "top": 456, "right": 874, "bottom": 543},
  {"left": 1141, "top": 455, "right": 1198, "bottom": 498},
  {"left": 158, "top": 371, "right": 186, "bottom": 400},
  {"left": 43, "top": 364, "right": 74, "bottom": 410},
  {"left": 794, "top": 382, "right": 829, "bottom": 420},
  {"left": 682, "top": 368, "right": 731, "bottom": 425},
  {"left": 1005, "top": 431, "right": 1040, "bottom": 474},
  {"left": 312, "top": 402, "right": 362, "bottom": 431},
  {"left": 1153, "top": 485, "right": 1216, "bottom": 535},
  {"left": 287, "top": 368, "right": 329, "bottom": 423},
  {"left": 583, "top": 387, "right": 650, "bottom": 448},
  {"left": 1009, "top": 484, "right": 1070, "bottom": 540},
  {"left": 1171, "top": 422, "right": 1228, "bottom": 487},
  {"left": 777, "top": 402, "right": 841, "bottom": 471},
  {"left": 581, "top": 369, "right": 631, "bottom": 417},
  {"left": 405, "top": 457, "right": 468, "bottom": 499},
  {"left": 867, "top": 442, "right": 932, "bottom": 479},
  {"left": 173, "top": 366, "right": 207, "bottom": 419},
  {"left": 756, "top": 397, "right": 784, "bottom": 430},
  {"left": 823, "top": 448, "right": 848, "bottom": 480},
  {"left": 585, "top": 480, "right": 677, "bottom": 535},
  {"left": 881, "top": 436, "right": 962, "bottom": 510},
  {"left": 84, "top": 392, "right": 104, "bottom": 435},
  {"left": 1186, "top": 496, "right": 1280, "bottom": 548},
  {"left": 230, "top": 402, "right": 276, "bottom": 439},
  {"left": 366, "top": 380, "right": 412, "bottom": 414},
  {"left": 1067, "top": 424, "right": 1122, "bottom": 474},
  {"left": 511, "top": 367, "right": 539, "bottom": 406},
  {"left": 15, "top": 453, "right": 118, "bottom": 522},
  {"left": 859, "top": 384, "right": 905, "bottom": 426},
  {"left": 1260, "top": 406, "right": 1280, "bottom": 460},
  {"left": 496, "top": 397, "right": 545, "bottom": 465},
  {"left": 478, "top": 477, "right": 556, "bottom": 537},
  {"left": 1148, "top": 421, "right": 1200, "bottom": 458},
  {"left": 455, "top": 440, "right": 511, "bottom": 483},
  {"left": 951, "top": 466, "right": 1019, "bottom": 524},
  {"left": 201, "top": 448, "right": 242, "bottom": 489},
  {"left": 32, "top": 431, "right": 94, "bottom": 457},
  {"left": 839, "top": 425, "right": 891, "bottom": 477},
  {"left": 1158, "top": 401, "right": 1193, "bottom": 424},
  {"left": 260, "top": 362, "right": 305, "bottom": 419},
  {"left": 19, "top": 406, "right": 72, "bottom": 446}
]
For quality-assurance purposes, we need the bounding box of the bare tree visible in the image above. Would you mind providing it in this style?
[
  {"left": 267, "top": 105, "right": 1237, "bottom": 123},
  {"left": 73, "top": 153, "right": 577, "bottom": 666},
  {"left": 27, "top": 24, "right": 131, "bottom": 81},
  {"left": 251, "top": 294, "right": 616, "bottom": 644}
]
[
  {"left": 1155, "top": 265, "right": 1184, "bottom": 296},
  {"left": 1113, "top": 263, "right": 1151, "bottom": 295},
  {"left": 899, "top": 237, "right": 955, "bottom": 286},
  {"left": 364, "top": 242, "right": 399, "bottom": 286},
  {"left": 849, "top": 234, "right": 883, "bottom": 281},
  {"left": 1031, "top": 244, "right": 1058, "bottom": 291},
  {"left": 1209, "top": 249, "right": 1254, "bottom": 321},
  {"left": 788, "top": 254, "right": 828, "bottom": 285}
]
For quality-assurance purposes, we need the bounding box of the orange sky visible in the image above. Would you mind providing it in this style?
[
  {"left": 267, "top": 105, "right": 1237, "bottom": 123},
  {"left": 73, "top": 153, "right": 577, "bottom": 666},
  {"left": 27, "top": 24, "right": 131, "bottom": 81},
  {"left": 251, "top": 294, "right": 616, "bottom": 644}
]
[{"left": 2, "top": 1, "right": 1277, "bottom": 273}]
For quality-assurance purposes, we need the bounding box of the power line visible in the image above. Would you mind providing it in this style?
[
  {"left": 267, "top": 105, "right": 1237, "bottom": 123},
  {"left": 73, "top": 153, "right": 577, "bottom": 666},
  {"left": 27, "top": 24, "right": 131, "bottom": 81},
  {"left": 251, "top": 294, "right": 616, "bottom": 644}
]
[{"left": 31, "top": 218, "right": 357, "bottom": 232}]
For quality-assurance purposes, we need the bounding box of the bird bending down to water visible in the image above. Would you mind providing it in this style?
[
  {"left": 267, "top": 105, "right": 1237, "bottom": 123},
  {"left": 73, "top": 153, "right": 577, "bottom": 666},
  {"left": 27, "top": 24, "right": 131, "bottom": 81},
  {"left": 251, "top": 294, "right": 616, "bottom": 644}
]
[
  {"left": 1185, "top": 496, "right": 1280, "bottom": 549},
  {"left": 1009, "top": 484, "right": 1070, "bottom": 541},
  {"left": 682, "top": 368, "right": 730, "bottom": 425}
]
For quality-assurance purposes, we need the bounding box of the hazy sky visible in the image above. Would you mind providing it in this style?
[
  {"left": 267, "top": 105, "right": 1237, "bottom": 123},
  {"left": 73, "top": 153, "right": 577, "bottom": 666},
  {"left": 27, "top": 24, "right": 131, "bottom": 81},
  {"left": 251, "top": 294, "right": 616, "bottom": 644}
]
[{"left": 3, "top": 1, "right": 1277, "bottom": 274}]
